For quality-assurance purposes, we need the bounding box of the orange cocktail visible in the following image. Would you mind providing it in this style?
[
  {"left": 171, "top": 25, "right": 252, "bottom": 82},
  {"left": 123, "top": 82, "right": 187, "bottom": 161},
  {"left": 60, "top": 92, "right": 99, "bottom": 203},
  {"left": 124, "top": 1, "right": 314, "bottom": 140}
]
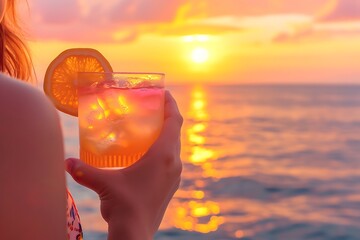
[{"left": 77, "top": 72, "right": 165, "bottom": 168}]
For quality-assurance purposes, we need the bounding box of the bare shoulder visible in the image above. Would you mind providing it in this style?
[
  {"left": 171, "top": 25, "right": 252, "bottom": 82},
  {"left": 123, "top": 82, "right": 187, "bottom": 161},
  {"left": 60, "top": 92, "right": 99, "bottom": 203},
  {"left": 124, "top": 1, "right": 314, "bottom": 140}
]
[
  {"left": 0, "top": 74, "right": 63, "bottom": 156},
  {"left": 0, "top": 74, "right": 58, "bottom": 122},
  {"left": 0, "top": 74, "right": 67, "bottom": 239},
  {"left": 0, "top": 73, "right": 64, "bottom": 174}
]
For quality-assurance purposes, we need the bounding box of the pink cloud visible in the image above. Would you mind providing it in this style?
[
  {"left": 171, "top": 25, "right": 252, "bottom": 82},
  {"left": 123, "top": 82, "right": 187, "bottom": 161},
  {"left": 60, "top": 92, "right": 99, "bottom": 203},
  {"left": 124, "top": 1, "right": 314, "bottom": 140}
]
[
  {"left": 272, "top": 27, "right": 315, "bottom": 43},
  {"left": 29, "top": 0, "right": 189, "bottom": 42},
  {"left": 29, "top": 0, "right": 243, "bottom": 43},
  {"left": 203, "top": 0, "right": 328, "bottom": 17},
  {"left": 271, "top": 0, "right": 360, "bottom": 43},
  {"left": 318, "top": 0, "right": 360, "bottom": 22},
  {"left": 30, "top": 20, "right": 139, "bottom": 44},
  {"left": 28, "top": 0, "right": 346, "bottom": 43},
  {"left": 108, "top": 0, "right": 180, "bottom": 24},
  {"left": 159, "top": 23, "right": 240, "bottom": 36},
  {"left": 31, "top": 0, "right": 81, "bottom": 24}
]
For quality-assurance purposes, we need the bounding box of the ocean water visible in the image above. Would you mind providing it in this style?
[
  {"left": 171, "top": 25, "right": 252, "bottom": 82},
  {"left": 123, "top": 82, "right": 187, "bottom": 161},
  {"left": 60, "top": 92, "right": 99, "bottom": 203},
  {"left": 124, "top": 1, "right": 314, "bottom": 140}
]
[{"left": 61, "top": 85, "right": 360, "bottom": 240}]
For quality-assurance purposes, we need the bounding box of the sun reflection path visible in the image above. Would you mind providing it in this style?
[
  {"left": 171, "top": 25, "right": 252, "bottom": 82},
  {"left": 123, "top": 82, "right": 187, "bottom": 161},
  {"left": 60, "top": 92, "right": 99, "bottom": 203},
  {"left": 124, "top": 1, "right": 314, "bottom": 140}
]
[
  {"left": 172, "top": 86, "right": 227, "bottom": 234},
  {"left": 174, "top": 201, "right": 225, "bottom": 234}
]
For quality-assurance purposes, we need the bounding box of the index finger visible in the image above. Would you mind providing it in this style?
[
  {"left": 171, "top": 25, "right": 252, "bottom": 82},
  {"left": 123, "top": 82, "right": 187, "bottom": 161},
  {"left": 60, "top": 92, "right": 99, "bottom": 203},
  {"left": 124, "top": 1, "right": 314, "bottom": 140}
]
[
  {"left": 159, "top": 90, "right": 183, "bottom": 143},
  {"left": 144, "top": 91, "right": 183, "bottom": 156},
  {"left": 164, "top": 90, "right": 181, "bottom": 120}
]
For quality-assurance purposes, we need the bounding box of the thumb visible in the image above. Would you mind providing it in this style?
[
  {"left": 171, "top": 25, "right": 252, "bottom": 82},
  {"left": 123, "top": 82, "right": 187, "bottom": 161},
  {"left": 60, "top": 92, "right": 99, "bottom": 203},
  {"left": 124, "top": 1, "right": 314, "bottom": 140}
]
[{"left": 65, "top": 158, "right": 106, "bottom": 194}]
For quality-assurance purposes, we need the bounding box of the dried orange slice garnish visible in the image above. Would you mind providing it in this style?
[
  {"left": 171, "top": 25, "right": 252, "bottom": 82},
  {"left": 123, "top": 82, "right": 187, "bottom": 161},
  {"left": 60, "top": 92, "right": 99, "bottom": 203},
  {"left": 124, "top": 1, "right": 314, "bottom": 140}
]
[{"left": 43, "top": 48, "right": 113, "bottom": 116}]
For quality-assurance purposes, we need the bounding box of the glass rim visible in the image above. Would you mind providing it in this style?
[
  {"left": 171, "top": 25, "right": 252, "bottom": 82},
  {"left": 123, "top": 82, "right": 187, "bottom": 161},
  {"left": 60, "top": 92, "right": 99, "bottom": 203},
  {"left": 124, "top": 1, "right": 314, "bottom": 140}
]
[
  {"left": 77, "top": 71, "right": 165, "bottom": 76},
  {"left": 76, "top": 71, "right": 165, "bottom": 88}
]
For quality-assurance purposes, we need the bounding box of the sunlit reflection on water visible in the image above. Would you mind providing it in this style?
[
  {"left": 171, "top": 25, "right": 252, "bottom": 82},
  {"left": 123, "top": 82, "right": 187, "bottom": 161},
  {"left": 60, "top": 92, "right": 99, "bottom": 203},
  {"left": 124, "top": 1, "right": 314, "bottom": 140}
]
[
  {"left": 169, "top": 86, "right": 225, "bottom": 234},
  {"left": 190, "top": 146, "right": 215, "bottom": 164},
  {"left": 163, "top": 85, "right": 360, "bottom": 239},
  {"left": 173, "top": 200, "right": 225, "bottom": 233}
]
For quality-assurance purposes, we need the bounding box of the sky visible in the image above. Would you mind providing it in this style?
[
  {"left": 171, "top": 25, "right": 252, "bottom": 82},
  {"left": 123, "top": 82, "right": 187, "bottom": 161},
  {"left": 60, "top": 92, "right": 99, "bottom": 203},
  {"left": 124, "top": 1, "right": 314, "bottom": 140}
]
[{"left": 22, "top": 0, "right": 360, "bottom": 84}]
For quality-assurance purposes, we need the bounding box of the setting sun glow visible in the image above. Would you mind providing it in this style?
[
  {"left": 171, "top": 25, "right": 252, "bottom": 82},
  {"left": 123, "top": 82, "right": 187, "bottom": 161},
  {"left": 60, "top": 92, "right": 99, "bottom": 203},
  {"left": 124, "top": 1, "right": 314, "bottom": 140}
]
[{"left": 191, "top": 47, "right": 209, "bottom": 64}]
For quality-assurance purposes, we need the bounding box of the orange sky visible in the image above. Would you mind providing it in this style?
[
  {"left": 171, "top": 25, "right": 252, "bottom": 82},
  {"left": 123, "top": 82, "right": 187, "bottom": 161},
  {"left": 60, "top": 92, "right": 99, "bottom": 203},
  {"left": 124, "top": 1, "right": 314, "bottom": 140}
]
[{"left": 22, "top": 0, "right": 360, "bottom": 85}]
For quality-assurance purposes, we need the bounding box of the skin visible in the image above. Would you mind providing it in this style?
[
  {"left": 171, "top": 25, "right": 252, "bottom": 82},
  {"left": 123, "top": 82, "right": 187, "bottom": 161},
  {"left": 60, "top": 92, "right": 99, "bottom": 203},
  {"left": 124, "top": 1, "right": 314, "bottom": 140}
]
[
  {"left": 0, "top": 74, "right": 67, "bottom": 239},
  {"left": 66, "top": 91, "right": 183, "bottom": 240}
]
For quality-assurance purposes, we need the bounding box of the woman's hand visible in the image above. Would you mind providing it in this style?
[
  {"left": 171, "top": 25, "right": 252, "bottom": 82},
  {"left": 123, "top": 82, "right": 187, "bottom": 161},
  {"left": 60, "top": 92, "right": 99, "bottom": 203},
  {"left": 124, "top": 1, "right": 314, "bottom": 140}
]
[{"left": 65, "top": 91, "right": 183, "bottom": 240}]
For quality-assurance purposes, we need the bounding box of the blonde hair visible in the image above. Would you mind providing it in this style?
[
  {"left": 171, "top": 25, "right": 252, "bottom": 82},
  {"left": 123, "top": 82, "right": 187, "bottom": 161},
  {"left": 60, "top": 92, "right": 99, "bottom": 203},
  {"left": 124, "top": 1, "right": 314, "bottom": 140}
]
[{"left": 0, "top": 0, "right": 33, "bottom": 82}]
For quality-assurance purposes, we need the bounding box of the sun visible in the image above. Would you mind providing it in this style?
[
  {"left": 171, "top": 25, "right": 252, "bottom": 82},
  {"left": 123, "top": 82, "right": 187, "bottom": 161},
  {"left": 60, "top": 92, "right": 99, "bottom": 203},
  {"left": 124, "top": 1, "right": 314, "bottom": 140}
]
[{"left": 191, "top": 47, "right": 209, "bottom": 64}]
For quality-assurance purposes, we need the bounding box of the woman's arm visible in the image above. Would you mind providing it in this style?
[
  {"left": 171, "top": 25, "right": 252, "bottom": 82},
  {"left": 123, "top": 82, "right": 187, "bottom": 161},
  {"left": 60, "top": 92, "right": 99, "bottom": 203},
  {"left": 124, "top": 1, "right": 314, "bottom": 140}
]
[{"left": 0, "top": 75, "right": 67, "bottom": 240}]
